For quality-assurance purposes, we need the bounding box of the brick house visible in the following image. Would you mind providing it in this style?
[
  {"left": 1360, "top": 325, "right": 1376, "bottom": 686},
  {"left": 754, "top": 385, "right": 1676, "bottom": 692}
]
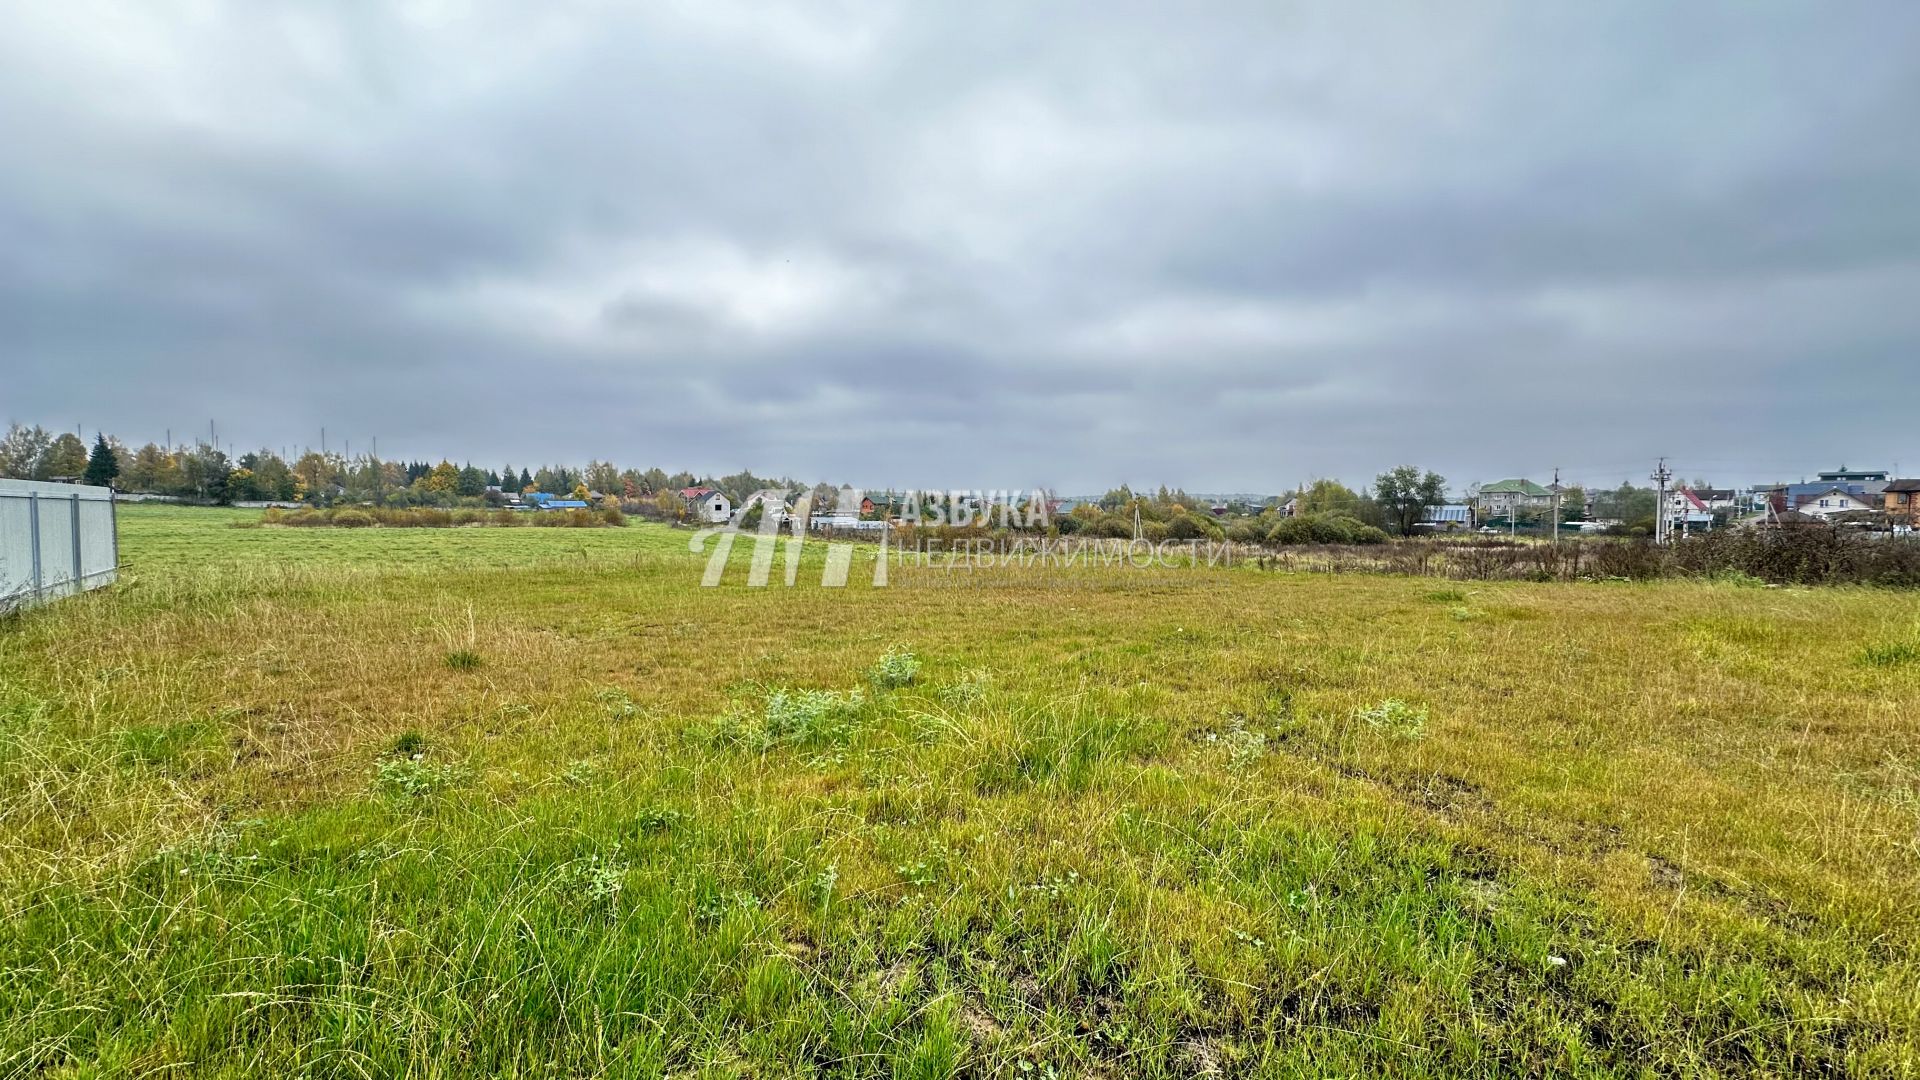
[{"left": 1884, "top": 479, "right": 1920, "bottom": 528}]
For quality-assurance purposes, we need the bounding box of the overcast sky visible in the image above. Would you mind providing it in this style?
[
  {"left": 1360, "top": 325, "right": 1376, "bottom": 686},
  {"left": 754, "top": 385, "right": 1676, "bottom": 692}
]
[{"left": 4, "top": 2, "right": 1918, "bottom": 493}]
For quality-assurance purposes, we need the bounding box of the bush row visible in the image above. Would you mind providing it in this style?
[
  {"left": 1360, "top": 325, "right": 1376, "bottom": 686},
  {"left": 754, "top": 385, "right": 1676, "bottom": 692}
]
[
  {"left": 1260, "top": 513, "right": 1390, "bottom": 546},
  {"left": 261, "top": 506, "right": 625, "bottom": 529},
  {"left": 1256, "top": 528, "right": 1920, "bottom": 587}
]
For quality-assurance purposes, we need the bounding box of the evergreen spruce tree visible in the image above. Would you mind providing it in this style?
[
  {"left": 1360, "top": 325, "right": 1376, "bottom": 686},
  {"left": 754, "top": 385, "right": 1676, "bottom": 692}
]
[{"left": 82, "top": 434, "right": 120, "bottom": 487}]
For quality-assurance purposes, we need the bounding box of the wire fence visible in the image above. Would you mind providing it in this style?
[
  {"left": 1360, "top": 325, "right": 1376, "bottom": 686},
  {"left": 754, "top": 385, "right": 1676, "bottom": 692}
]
[{"left": 0, "top": 479, "right": 119, "bottom": 613}]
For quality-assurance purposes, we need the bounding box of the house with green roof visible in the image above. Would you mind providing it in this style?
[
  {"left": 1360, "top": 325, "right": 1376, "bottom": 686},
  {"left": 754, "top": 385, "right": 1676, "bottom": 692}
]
[{"left": 1473, "top": 478, "right": 1554, "bottom": 519}]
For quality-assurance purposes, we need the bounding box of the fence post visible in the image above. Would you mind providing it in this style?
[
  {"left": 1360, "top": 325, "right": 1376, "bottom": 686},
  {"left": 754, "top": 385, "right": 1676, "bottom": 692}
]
[
  {"left": 28, "top": 492, "right": 43, "bottom": 600},
  {"left": 71, "top": 492, "right": 83, "bottom": 586}
]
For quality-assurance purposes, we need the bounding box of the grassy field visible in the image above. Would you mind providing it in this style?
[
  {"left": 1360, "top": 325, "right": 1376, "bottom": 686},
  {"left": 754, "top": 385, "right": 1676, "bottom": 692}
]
[{"left": 3, "top": 504, "right": 1919, "bottom": 1077}]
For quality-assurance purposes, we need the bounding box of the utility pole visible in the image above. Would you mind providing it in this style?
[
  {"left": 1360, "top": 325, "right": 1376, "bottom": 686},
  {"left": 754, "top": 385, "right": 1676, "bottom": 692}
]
[
  {"left": 1548, "top": 467, "right": 1565, "bottom": 544},
  {"left": 1651, "top": 458, "right": 1673, "bottom": 545}
]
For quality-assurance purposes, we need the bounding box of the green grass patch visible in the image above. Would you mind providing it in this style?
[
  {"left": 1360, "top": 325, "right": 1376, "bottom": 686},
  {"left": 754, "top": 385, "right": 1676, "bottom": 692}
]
[
  {"left": 1859, "top": 640, "right": 1920, "bottom": 667},
  {"left": 443, "top": 648, "right": 483, "bottom": 670}
]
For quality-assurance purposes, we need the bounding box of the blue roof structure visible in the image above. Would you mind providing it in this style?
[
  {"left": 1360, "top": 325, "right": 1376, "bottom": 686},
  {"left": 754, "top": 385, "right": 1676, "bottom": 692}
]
[{"left": 1785, "top": 481, "right": 1878, "bottom": 502}]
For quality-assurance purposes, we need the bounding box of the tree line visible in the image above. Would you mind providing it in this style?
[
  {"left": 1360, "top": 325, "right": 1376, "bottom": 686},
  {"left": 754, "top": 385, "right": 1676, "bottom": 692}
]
[
  {"left": 1049, "top": 469, "right": 1443, "bottom": 543},
  {"left": 0, "top": 423, "right": 815, "bottom": 516},
  {"left": 3, "top": 421, "right": 1678, "bottom": 536}
]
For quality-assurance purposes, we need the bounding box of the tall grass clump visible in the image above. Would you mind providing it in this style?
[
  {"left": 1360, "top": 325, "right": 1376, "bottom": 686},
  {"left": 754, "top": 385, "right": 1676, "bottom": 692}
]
[
  {"left": 373, "top": 757, "right": 470, "bottom": 800},
  {"left": 692, "top": 687, "right": 873, "bottom": 750},
  {"left": 1859, "top": 640, "right": 1920, "bottom": 667},
  {"left": 1353, "top": 698, "right": 1428, "bottom": 738},
  {"left": 868, "top": 645, "right": 923, "bottom": 689},
  {"left": 762, "top": 688, "right": 868, "bottom": 745}
]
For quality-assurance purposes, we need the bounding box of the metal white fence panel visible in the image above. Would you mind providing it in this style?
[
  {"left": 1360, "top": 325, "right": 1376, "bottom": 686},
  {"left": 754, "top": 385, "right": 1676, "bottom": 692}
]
[
  {"left": 79, "top": 499, "right": 117, "bottom": 580},
  {"left": 0, "top": 495, "right": 32, "bottom": 600},
  {"left": 36, "top": 500, "right": 73, "bottom": 589},
  {"left": 0, "top": 479, "right": 119, "bottom": 612}
]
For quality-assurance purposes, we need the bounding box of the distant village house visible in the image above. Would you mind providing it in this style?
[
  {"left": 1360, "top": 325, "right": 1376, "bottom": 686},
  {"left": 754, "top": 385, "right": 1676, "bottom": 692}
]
[
  {"left": 680, "top": 486, "right": 732, "bottom": 524},
  {"left": 1473, "top": 479, "right": 1553, "bottom": 518}
]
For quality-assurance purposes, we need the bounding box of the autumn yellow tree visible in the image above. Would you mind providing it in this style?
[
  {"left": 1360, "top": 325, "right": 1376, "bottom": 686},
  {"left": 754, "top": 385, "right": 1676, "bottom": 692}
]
[{"left": 424, "top": 461, "right": 460, "bottom": 492}]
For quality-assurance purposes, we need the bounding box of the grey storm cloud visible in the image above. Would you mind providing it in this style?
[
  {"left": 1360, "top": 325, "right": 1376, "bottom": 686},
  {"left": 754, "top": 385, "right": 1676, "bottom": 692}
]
[{"left": 3, "top": 1, "right": 1919, "bottom": 492}]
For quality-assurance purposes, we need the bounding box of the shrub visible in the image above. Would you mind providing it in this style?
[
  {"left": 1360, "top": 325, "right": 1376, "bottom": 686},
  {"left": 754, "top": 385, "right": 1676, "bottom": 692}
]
[
  {"left": 402, "top": 507, "right": 453, "bottom": 528},
  {"left": 331, "top": 509, "right": 375, "bottom": 528},
  {"left": 1265, "top": 517, "right": 1313, "bottom": 545},
  {"left": 1225, "top": 519, "right": 1267, "bottom": 544},
  {"left": 532, "top": 509, "right": 601, "bottom": 528},
  {"left": 1264, "top": 513, "right": 1385, "bottom": 546},
  {"left": 1348, "top": 523, "right": 1390, "bottom": 545},
  {"left": 1254, "top": 531, "right": 1920, "bottom": 587},
  {"left": 1309, "top": 516, "right": 1356, "bottom": 544},
  {"left": 1167, "top": 513, "right": 1224, "bottom": 541}
]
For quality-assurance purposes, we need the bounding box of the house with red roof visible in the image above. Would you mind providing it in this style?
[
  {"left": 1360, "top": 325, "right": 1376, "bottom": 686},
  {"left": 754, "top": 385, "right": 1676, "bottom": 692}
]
[{"left": 680, "top": 486, "right": 732, "bottom": 524}]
